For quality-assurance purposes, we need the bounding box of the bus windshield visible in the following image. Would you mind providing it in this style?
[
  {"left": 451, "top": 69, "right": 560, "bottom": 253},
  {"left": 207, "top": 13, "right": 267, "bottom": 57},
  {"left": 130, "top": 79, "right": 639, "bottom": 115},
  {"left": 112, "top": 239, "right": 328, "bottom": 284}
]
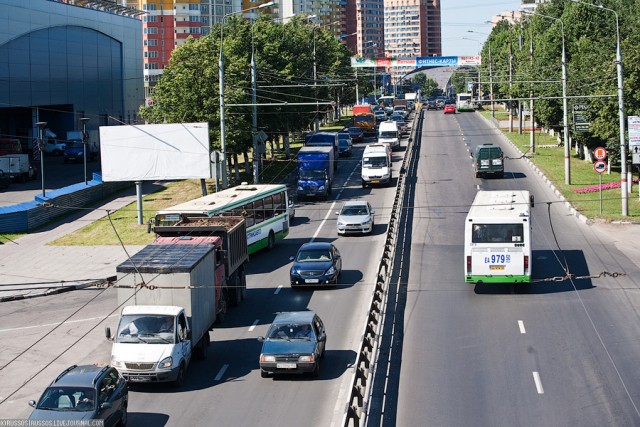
[{"left": 472, "top": 224, "right": 523, "bottom": 244}]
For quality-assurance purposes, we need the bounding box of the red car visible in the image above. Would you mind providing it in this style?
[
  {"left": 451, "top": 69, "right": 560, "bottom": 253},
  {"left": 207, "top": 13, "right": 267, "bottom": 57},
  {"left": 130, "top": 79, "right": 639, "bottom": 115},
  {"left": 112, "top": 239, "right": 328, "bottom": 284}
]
[{"left": 444, "top": 104, "right": 456, "bottom": 114}]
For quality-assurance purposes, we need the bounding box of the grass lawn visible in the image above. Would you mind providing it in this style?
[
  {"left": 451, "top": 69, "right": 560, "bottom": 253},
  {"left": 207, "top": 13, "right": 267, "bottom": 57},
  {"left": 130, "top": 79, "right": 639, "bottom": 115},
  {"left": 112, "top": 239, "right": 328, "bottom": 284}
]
[{"left": 485, "top": 108, "right": 640, "bottom": 221}]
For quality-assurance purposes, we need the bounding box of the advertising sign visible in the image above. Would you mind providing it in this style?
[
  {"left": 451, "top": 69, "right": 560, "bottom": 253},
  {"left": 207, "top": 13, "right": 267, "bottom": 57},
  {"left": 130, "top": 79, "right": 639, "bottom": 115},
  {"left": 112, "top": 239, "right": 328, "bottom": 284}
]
[
  {"left": 628, "top": 116, "right": 640, "bottom": 147},
  {"left": 352, "top": 55, "right": 482, "bottom": 68},
  {"left": 573, "top": 104, "right": 590, "bottom": 132},
  {"left": 458, "top": 56, "right": 482, "bottom": 66},
  {"left": 416, "top": 56, "right": 459, "bottom": 67}
]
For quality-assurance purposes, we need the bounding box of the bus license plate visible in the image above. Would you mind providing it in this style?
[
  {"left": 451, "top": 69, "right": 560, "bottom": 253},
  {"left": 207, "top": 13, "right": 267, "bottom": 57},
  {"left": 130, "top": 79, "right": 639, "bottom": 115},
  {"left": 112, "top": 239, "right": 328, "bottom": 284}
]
[
  {"left": 490, "top": 266, "right": 505, "bottom": 271},
  {"left": 277, "top": 363, "right": 297, "bottom": 369},
  {"left": 305, "top": 279, "right": 320, "bottom": 283}
]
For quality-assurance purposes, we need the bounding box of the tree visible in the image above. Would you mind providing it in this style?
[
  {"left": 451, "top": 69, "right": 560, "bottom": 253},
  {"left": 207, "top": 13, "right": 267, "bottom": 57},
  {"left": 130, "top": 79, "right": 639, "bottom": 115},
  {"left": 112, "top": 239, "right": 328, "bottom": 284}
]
[{"left": 411, "top": 73, "right": 438, "bottom": 96}]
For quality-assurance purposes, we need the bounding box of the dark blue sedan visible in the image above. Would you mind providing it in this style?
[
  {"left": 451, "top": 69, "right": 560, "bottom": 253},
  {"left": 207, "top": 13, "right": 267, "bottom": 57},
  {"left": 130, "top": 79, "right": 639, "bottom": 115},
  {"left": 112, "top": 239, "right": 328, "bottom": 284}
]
[
  {"left": 290, "top": 242, "right": 342, "bottom": 287},
  {"left": 345, "top": 126, "right": 364, "bottom": 143}
]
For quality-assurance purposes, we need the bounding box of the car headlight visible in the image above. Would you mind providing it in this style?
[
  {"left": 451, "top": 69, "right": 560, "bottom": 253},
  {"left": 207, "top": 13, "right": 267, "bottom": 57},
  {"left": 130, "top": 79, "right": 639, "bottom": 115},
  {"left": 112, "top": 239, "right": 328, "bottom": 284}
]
[
  {"left": 111, "top": 357, "right": 124, "bottom": 369},
  {"left": 291, "top": 267, "right": 300, "bottom": 275},
  {"left": 326, "top": 266, "right": 335, "bottom": 275},
  {"left": 318, "top": 185, "right": 325, "bottom": 191},
  {"left": 297, "top": 186, "right": 304, "bottom": 191},
  {"left": 159, "top": 356, "right": 173, "bottom": 369},
  {"left": 362, "top": 218, "right": 372, "bottom": 225},
  {"left": 298, "top": 355, "right": 315, "bottom": 363},
  {"left": 381, "top": 173, "right": 390, "bottom": 179},
  {"left": 261, "top": 355, "right": 275, "bottom": 363},
  {"left": 337, "top": 219, "right": 345, "bottom": 226}
]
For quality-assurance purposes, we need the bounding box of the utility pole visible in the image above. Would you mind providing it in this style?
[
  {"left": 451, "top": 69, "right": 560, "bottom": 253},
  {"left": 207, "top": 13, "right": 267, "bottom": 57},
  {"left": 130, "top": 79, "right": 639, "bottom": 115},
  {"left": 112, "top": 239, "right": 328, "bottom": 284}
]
[
  {"left": 251, "top": 30, "right": 259, "bottom": 184},
  {"left": 529, "top": 23, "right": 535, "bottom": 154},
  {"left": 313, "top": 27, "right": 319, "bottom": 131},
  {"left": 509, "top": 38, "right": 514, "bottom": 133}
]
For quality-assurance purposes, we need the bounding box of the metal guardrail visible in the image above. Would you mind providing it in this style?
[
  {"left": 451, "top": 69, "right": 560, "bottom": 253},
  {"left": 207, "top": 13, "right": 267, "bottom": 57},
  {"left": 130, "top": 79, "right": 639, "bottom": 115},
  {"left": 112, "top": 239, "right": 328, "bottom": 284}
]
[{"left": 342, "top": 108, "right": 423, "bottom": 426}]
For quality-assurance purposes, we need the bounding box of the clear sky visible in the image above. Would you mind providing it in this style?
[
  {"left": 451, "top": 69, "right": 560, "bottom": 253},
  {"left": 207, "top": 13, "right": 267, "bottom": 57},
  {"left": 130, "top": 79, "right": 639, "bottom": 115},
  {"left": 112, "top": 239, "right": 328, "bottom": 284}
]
[{"left": 441, "top": 0, "right": 522, "bottom": 56}]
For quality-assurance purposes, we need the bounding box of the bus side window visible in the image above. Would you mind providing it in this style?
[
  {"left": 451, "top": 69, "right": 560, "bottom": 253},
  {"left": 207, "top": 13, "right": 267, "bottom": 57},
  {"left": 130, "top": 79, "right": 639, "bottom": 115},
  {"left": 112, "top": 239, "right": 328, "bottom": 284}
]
[
  {"left": 263, "top": 196, "right": 274, "bottom": 219},
  {"left": 243, "top": 202, "right": 255, "bottom": 227},
  {"left": 273, "top": 192, "right": 285, "bottom": 215},
  {"left": 254, "top": 199, "right": 264, "bottom": 223}
]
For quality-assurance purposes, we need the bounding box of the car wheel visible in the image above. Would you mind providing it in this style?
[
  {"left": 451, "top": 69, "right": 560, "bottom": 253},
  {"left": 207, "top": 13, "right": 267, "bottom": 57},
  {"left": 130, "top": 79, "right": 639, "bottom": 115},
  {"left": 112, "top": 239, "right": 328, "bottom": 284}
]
[
  {"left": 267, "top": 231, "right": 275, "bottom": 250},
  {"left": 261, "top": 370, "right": 270, "bottom": 378},
  {"left": 120, "top": 404, "right": 128, "bottom": 427},
  {"left": 361, "top": 181, "right": 366, "bottom": 188},
  {"left": 172, "top": 364, "right": 185, "bottom": 388}
]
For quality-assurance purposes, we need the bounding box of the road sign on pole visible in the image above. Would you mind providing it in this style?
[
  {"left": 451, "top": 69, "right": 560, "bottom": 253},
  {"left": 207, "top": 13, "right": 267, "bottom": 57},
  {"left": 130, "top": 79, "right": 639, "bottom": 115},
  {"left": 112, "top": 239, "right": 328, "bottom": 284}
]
[
  {"left": 593, "top": 147, "right": 607, "bottom": 161},
  {"left": 629, "top": 116, "right": 640, "bottom": 164},
  {"left": 594, "top": 161, "right": 607, "bottom": 174}
]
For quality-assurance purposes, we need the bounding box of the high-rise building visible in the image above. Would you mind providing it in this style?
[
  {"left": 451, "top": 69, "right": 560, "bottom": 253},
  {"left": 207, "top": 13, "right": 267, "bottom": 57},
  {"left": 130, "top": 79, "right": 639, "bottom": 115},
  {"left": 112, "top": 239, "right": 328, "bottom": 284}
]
[
  {"left": 279, "top": 0, "right": 346, "bottom": 38},
  {"left": 383, "top": 0, "right": 441, "bottom": 82},
  {"left": 344, "top": 0, "right": 384, "bottom": 57}
]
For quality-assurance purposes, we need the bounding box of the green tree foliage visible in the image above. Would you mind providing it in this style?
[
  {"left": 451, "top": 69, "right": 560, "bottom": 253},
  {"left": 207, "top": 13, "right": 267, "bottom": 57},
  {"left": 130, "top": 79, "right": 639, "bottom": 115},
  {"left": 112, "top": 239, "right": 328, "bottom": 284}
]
[
  {"left": 411, "top": 73, "right": 438, "bottom": 96},
  {"left": 483, "top": 0, "right": 640, "bottom": 164},
  {"left": 139, "top": 16, "right": 354, "bottom": 158}
]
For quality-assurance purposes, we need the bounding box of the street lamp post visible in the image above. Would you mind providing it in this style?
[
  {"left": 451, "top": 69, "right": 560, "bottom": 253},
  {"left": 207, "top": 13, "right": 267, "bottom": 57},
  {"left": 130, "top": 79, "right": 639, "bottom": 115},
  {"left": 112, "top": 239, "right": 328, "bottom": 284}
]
[
  {"left": 468, "top": 30, "right": 495, "bottom": 118},
  {"left": 80, "top": 117, "right": 90, "bottom": 185},
  {"left": 36, "top": 121, "right": 47, "bottom": 198},
  {"left": 570, "top": 0, "right": 627, "bottom": 215},
  {"left": 220, "top": 1, "right": 274, "bottom": 189}
]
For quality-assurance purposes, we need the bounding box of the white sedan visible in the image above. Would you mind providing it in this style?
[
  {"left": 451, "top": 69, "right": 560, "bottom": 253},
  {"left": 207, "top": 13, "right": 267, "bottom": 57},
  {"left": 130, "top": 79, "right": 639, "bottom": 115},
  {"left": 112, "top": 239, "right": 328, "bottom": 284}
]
[{"left": 336, "top": 201, "right": 375, "bottom": 235}]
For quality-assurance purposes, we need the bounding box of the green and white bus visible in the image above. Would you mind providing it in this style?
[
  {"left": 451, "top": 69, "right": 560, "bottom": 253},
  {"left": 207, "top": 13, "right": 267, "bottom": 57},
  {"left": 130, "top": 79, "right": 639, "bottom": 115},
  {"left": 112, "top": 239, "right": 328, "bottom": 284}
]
[
  {"left": 155, "top": 183, "right": 292, "bottom": 254},
  {"left": 464, "top": 190, "right": 534, "bottom": 284}
]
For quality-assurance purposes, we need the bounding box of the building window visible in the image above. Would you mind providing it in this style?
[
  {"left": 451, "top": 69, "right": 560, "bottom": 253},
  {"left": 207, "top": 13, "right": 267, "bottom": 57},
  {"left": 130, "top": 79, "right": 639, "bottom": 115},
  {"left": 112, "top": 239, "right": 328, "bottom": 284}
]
[{"left": 144, "top": 28, "right": 158, "bottom": 34}]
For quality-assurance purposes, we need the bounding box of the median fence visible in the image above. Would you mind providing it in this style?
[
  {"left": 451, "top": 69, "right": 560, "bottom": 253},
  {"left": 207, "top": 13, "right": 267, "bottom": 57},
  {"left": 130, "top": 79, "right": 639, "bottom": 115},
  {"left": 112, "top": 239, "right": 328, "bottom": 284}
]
[
  {"left": 0, "top": 173, "right": 131, "bottom": 233},
  {"left": 342, "top": 108, "right": 423, "bottom": 426}
]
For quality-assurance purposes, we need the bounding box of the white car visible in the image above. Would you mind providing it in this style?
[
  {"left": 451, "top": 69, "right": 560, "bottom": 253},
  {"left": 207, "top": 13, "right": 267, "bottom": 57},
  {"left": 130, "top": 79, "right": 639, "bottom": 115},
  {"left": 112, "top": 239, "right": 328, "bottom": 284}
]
[{"left": 336, "top": 201, "right": 375, "bottom": 235}]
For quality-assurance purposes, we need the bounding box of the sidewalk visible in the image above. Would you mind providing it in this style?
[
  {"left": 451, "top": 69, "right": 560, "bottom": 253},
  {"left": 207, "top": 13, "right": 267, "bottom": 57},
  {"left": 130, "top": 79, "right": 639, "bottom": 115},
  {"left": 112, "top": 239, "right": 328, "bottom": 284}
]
[{"left": 0, "top": 183, "right": 163, "bottom": 300}]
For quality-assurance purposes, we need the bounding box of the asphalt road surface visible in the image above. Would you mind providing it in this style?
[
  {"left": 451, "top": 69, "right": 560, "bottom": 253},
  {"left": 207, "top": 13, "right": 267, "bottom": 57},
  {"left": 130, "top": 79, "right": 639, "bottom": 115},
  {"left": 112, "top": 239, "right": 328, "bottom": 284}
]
[
  {"left": 369, "top": 109, "right": 640, "bottom": 426},
  {"left": 0, "top": 120, "right": 411, "bottom": 426}
]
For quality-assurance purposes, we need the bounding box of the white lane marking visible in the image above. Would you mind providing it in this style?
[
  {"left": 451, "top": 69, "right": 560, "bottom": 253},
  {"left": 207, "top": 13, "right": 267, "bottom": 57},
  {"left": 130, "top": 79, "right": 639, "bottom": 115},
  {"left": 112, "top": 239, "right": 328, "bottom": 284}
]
[
  {"left": 214, "top": 364, "right": 229, "bottom": 381},
  {"left": 0, "top": 314, "right": 119, "bottom": 333},
  {"left": 274, "top": 285, "right": 283, "bottom": 295},
  {"left": 518, "top": 320, "right": 526, "bottom": 334},
  {"left": 248, "top": 319, "right": 259, "bottom": 332},
  {"left": 532, "top": 371, "right": 544, "bottom": 394},
  {"left": 476, "top": 184, "right": 481, "bottom": 190},
  {"left": 310, "top": 202, "right": 337, "bottom": 241}
]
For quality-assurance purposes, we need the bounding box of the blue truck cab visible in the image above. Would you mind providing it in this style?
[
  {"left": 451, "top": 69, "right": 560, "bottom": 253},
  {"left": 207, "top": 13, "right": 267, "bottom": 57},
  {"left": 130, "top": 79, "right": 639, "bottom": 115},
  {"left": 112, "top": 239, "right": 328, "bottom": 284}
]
[{"left": 296, "top": 146, "right": 334, "bottom": 200}]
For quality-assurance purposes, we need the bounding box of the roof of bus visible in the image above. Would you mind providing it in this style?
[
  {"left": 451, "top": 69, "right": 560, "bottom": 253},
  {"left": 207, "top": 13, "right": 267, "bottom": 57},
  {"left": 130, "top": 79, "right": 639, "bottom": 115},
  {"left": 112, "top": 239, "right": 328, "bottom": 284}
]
[
  {"left": 157, "top": 184, "right": 287, "bottom": 216},
  {"left": 466, "top": 190, "right": 531, "bottom": 220}
]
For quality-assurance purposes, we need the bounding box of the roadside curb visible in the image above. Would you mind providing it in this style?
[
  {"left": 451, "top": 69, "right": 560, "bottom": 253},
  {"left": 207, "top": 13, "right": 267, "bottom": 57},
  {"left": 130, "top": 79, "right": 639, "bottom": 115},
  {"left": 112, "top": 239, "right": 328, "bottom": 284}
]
[{"left": 478, "top": 111, "right": 590, "bottom": 225}]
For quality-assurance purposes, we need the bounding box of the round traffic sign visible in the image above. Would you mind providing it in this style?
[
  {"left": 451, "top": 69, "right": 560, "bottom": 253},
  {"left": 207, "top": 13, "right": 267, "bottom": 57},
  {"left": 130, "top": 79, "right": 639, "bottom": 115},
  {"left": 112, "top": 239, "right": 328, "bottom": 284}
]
[
  {"left": 594, "top": 160, "right": 607, "bottom": 174},
  {"left": 594, "top": 147, "right": 607, "bottom": 160}
]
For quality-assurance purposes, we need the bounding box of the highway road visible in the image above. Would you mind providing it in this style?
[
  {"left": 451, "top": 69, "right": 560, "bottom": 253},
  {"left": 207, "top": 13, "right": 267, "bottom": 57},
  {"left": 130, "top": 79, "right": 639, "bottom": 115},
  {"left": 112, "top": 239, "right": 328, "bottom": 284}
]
[
  {"left": 368, "top": 109, "right": 640, "bottom": 426},
  {"left": 0, "top": 119, "right": 410, "bottom": 425}
]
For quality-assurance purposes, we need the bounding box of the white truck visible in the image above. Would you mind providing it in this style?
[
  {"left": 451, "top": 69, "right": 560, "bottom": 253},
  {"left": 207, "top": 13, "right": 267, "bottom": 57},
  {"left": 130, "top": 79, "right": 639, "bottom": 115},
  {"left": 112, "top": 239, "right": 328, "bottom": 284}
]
[
  {"left": 106, "top": 216, "right": 248, "bottom": 386},
  {"left": 0, "top": 154, "right": 36, "bottom": 182},
  {"left": 361, "top": 143, "right": 392, "bottom": 188}
]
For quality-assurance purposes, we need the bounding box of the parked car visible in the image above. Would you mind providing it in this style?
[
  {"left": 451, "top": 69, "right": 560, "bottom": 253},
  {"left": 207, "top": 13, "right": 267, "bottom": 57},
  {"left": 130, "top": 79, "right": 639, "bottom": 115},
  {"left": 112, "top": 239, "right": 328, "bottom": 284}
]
[
  {"left": 43, "top": 139, "right": 67, "bottom": 156},
  {"left": 444, "top": 104, "right": 456, "bottom": 114},
  {"left": 258, "top": 311, "right": 327, "bottom": 378},
  {"left": 289, "top": 242, "right": 342, "bottom": 287},
  {"left": 28, "top": 364, "right": 128, "bottom": 427},
  {"left": 345, "top": 126, "right": 364, "bottom": 143},
  {"left": 336, "top": 201, "right": 375, "bottom": 235},
  {"left": 337, "top": 132, "right": 353, "bottom": 157}
]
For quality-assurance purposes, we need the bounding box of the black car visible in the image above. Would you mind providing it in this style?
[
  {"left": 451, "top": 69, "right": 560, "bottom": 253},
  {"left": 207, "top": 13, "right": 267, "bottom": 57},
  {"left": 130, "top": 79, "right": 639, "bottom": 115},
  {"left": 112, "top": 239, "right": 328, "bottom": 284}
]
[
  {"left": 290, "top": 242, "right": 342, "bottom": 287},
  {"left": 425, "top": 100, "right": 438, "bottom": 110},
  {"left": 0, "top": 170, "right": 9, "bottom": 189},
  {"left": 29, "top": 364, "right": 128, "bottom": 427},
  {"left": 258, "top": 311, "right": 327, "bottom": 378},
  {"left": 338, "top": 132, "right": 353, "bottom": 157}
]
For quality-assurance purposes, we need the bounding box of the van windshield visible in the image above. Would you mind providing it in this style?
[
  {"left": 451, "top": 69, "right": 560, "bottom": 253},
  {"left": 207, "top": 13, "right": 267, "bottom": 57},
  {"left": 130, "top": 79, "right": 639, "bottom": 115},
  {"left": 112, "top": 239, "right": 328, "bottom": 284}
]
[
  {"left": 306, "top": 134, "right": 335, "bottom": 146},
  {"left": 379, "top": 131, "right": 397, "bottom": 139},
  {"left": 116, "top": 314, "right": 176, "bottom": 344},
  {"left": 363, "top": 156, "right": 388, "bottom": 168},
  {"left": 300, "top": 169, "right": 325, "bottom": 180}
]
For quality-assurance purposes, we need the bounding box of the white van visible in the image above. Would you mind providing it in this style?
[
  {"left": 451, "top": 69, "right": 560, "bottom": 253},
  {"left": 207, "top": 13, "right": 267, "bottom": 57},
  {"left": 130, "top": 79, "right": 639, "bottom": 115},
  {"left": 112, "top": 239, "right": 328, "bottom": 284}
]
[
  {"left": 361, "top": 144, "right": 392, "bottom": 188},
  {"left": 378, "top": 120, "right": 400, "bottom": 150}
]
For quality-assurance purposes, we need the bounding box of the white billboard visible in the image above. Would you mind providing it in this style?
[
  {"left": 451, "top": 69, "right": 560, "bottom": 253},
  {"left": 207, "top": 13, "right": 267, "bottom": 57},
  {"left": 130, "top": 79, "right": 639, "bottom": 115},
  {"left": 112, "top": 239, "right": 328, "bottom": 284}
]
[{"left": 100, "top": 123, "right": 211, "bottom": 182}]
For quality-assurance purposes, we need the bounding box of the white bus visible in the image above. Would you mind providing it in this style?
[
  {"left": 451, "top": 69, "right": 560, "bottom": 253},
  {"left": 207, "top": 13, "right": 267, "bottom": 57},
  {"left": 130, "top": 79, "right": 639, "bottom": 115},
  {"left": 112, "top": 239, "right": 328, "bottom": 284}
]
[
  {"left": 155, "top": 183, "right": 292, "bottom": 255},
  {"left": 464, "top": 190, "right": 534, "bottom": 284},
  {"left": 456, "top": 93, "right": 472, "bottom": 110}
]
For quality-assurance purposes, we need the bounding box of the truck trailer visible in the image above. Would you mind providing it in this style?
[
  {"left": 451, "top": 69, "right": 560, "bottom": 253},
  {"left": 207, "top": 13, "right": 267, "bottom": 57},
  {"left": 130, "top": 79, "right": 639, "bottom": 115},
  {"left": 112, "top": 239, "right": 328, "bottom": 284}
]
[{"left": 107, "top": 216, "right": 248, "bottom": 386}]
